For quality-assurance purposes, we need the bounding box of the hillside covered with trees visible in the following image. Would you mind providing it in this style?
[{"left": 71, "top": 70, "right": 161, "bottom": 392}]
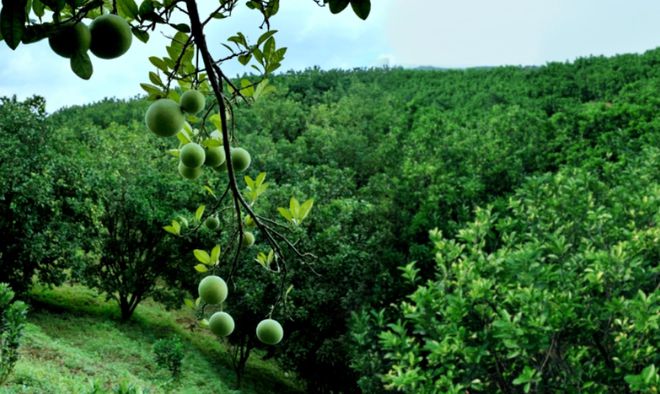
[{"left": 1, "top": 47, "right": 659, "bottom": 392}]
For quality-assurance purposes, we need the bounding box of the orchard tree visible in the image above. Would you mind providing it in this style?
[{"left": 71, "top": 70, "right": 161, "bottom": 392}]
[
  {"left": 0, "top": 0, "right": 372, "bottom": 365},
  {"left": 0, "top": 96, "right": 93, "bottom": 294}
]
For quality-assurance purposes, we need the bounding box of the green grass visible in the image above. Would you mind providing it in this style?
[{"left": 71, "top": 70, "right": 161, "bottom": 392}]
[{"left": 0, "top": 284, "right": 302, "bottom": 394}]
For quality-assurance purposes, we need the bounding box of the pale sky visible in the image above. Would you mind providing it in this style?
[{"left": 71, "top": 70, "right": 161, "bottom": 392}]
[{"left": 1, "top": 0, "right": 660, "bottom": 112}]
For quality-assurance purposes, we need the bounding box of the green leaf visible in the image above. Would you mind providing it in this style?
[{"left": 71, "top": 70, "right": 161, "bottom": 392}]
[
  {"left": 290, "top": 197, "right": 300, "bottom": 218},
  {"left": 240, "top": 78, "right": 254, "bottom": 97},
  {"left": 194, "top": 264, "right": 208, "bottom": 273},
  {"left": 349, "top": 0, "right": 370, "bottom": 20},
  {"left": 1, "top": 0, "right": 28, "bottom": 50},
  {"left": 117, "top": 0, "right": 139, "bottom": 20},
  {"left": 176, "top": 130, "right": 192, "bottom": 145},
  {"left": 257, "top": 29, "right": 277, "bottom": 46},
  {"left": 32, "top": 0, "right": 45, "bottom": 18},
  {"left": 256, "top": 172, "right": 266, "bottom": 186},
  {"left": 265, "top": 0, "right": 279, "bottom": 17},
  {"left": 202, "top": 139, "right": 222, "bottom": 148},
  {"left": 254, "top": 79, "right": 276, "bottom": 100},
  {"left": 329, "top": 0, "right": 349, "bottom": 14},
  {"left": 299, "top": 198, "right": 314, "bottom": 222},
  {"left": 149, "top": 56, "right": 168, "bottom": 72},
  {"left": 183, "top": 298, "right": 195, "bottom": 309},
  {"left": 238, "top": 53, "right": 252, "bottom": 66},
  {"left": 148, "top": 71, "right": 163, "bottom": 86},
  {"left": 195, "top": 204, "right": 205, "bottom": 221},
  {"left": 173, "top": 23, "right": 190, "bottom": 33},
  {"left": 167, "top": 89, "right": 180, "bottom": 102},
  {"left": 209, "top": 114, "right": 222, "bottom": 131},
  {"left": 244, "top": 175, "right": 255, "bottom": 189},
  {"left": 70, "top": 52, "right": 94, "bottom": 79},
  {"left": 263, "top": 37, "right": 275, "bottom": 59},
  {"left": 138, "top": 0, "right": 154, "bottom": 17},
  {"left": 227, "top": 32, "right": 247, "bottom": 47},
  {"left": 278, "top": 207, "right": 293, "bottom": 221},
  {"left": 140, "top": 83, "right": 163, "bottom": 98},
  {"left": 255, "top": 252, "right": 267, "bottom": 268},
  {"left": 193, "top": 249, "right": 211, "bottom": 264},
  {"left": 203, "top": 185, "right": 216, "bottom": 198},
  {"left": 210, "top": 245, "right": 221, "bottom": 264},
  {"left": 131, "top": 27, "right": 149, "bottom": 43},
  {"left": 163, "top": 225, "right": 179, "bottom": 235},
  {"left": 182, "top": 121, "right": 193, "bottom": 134}
]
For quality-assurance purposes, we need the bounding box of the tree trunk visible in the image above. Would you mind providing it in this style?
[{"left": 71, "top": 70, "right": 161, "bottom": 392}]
[
  {"left": 232, "top": 334, "right": 252, "bottom": 388},
  {"left": 118, "top": 293, "right": 141, "bottom": 321}
]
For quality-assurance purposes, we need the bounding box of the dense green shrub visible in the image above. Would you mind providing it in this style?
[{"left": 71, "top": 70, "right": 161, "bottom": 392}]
[
  {"left": 0, "top": 283, "right": 28, "bottom": 385},
  {"left": 378, "top": 148, "right": 660, "bottom": 393},
  {"left": 153, "top": 337, "right": 184, "bottom": 380}
]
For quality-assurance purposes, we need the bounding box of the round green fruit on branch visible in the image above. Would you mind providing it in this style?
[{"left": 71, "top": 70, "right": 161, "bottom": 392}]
[
  {"left": 241, "top": 231, "right": 255, "bottom": 248},
  {"left": 231, "top": 147, "right": 251, "bottom": 172},
  {"left": 208, "top": 311, "right": 235, "bottom": 337},
  {"left": 145, "top": 99, "right": 185, "bottom": 137},
  {"left": 205, "top": 147, "right": 226, "bottom": 168},
  {"left": 48, "top": 23, "right": 91, "bottom": 58},
  {"left": 180, "top": 143, "right": 206, "bottom": 168},
  {"left": 89, "top": 14, "right": 132, "bottom": 59},
  {"left": 180, "top": 90, "right": 206, "bottom": 115},
  {"left": 198, "top": 275, "right": 228, "bottom": 305},
  {"left": 205, "top": 216, "right": 219, "bottom": 230},
  {"left": 256, "top": 319, "right": 283, "bottom": 345},
  {"left": 178, "top": 162, "right": 202, "bottom": 180}
]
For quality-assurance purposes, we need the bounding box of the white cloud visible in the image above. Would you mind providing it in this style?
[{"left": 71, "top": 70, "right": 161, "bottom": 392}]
[{"left": 385, "top": 0, "right": 660, "bottom": 67}]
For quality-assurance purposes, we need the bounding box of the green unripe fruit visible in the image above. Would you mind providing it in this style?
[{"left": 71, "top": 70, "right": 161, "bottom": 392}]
[
  {"left": 48, "top": 23, "right": 91, "bottom": 58},
  {"left": 209, "top": 311, "right": 235, "bottom": 337},
  {"left": 205, "top": 216, "right": 219, "bottom": 230},
  {"left": 256, "top": 319, "right": 283, "bottom": 345},
  {"left": 198, "top": 275, "right": 228, "bottom": 305},
  {"left": 178, "top": 162, "right": 202, "bottom": 180},
  {"left": 205, "top": 147, "right": 226, "bottom": 168},
  {"left": 89, "top": 14, "right": 132, "bottom": 59},
  {"left": 180, "top": 90, "right": 206, "bottom": 115},
  {"left": 241, "top": 231, "right": 255, "bottom": 248},
  {"left": 231, "top": 147, "right": 251, "bottom": 172},
  {"left": 180, "top": 143, "right": 206, "bottom": 168},
  {"left": 145, "top": 99, "right": 185, "bottom": 137}
]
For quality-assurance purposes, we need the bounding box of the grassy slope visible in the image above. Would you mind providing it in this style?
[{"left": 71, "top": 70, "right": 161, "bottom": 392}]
[{"left": 1, "top": 284, "right": 302, "bottom": 394}]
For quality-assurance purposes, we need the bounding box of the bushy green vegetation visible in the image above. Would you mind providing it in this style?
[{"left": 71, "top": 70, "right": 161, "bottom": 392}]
[
  {"left": 0, "top": 284, "right": 27, "bottom": 385},
  {"left": 378, "top": 147, "right": 660, "bottom": 392},
  {"left": 1, "top": 47, "right": 659, "bottom": 392}
]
